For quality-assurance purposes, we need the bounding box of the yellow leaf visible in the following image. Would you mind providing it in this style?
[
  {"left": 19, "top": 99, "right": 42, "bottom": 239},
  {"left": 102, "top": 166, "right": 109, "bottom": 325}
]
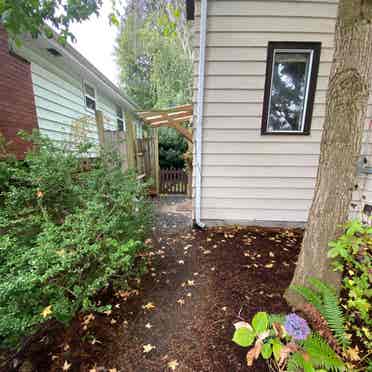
[
  {"left": 168, "top": 360, "right": 179, "bottom": 370},
  {"left": 143, "top": 344, "right": 156, "bottom": 353},
  {"left": 187, "top": 280, "right": 195, "bottom": 286},
  {"left": 62, "top": 360, "right": 72, "bottom": 371},
  {"left": 177, "top": 298, "right": 185, "bottom": 305},
  {"left": 41, "top": 305, "right": 53, "bottom": 318},
  {"left": 265, "top": 263, "right": 274, "bottom": 269},
  {"left": 142, "top": 302, "right": 156, "bottom": 310}
]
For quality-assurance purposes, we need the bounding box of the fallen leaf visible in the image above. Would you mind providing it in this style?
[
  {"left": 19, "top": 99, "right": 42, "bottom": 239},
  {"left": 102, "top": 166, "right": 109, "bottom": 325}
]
[
  {"left": 143, "top": 344, "right": 156, "bottom": 353},
  {"left": 168, "top": 360, "right": 179, "bottom": 370},
  {"left": 222, "top": 306, "right": 227, "bottom": 312},
  {"left": 41, "top": 305, "right": 53, "bottom": 318},
  {"left": 142, "top": 302, "right": 156, "bottom": 310},
  {"left": 265, "top": 263, "right": 274, "bottom": 269},
  {"left": 145, "top": 323, "right": 152, "bottom": 329},
  {"left": 187, "top": 280, "right": 195, "bottom": 286},
  {"left": 177, "top": 298, "right": 185, "bottom": 305},
  {"left": 203, "top": 250, "right": 211, "bottom": 255},
  {"left": 234, "top": 321, "right": 252, "bottom": 330},
  {"left": 110, "top": 319, "right": 117, "bottom": 324},
  {"left": 178, "top": 260, "right": 184, "bottom": 264},
  {"left": 62, "top": 360, "right": 72, "bottom": 371}
]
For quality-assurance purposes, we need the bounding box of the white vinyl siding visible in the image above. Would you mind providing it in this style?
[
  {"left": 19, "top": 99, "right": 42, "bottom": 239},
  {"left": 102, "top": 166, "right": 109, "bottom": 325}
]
[
  {"left": 193, "top": 0, "right": 372, "bottom": 224},
  {"left": 14, "top": 43, "right": 125, "bottom": 150}
]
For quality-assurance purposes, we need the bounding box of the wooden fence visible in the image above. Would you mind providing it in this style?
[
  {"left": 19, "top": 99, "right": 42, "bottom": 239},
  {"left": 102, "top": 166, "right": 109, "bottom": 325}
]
[
  {"left": 160, "top": 168, "right": 188, "bottom": 194},
  {"left": 96, "top": 110, "right": 160, "bottom": 193}
]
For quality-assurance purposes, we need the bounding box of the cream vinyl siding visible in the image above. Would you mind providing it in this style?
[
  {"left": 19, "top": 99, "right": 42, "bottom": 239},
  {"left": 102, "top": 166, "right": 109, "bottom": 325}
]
[{"left": 193, "top": 0, "right": 372, "bottom": 224}]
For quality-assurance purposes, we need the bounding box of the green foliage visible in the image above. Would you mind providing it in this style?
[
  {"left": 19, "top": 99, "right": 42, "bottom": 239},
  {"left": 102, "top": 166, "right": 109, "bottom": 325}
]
[
  {"left": 303, "top": 334, "right": 345, "bottom": 371},
  {"left": 291, "top": 278, "right": 350, "bottom": 350},
  {"left": 232, "top": 327, "right": 255, "bottom": 347},
  {"left": 159, "top": 127, "right": 188, "bottom": 169},
  {"left": 0, "top": 0, "right": 102, "bottom": 44},
  {"left": 116, "top": 0, "right": 192, "bottom": 109},
  {"left": 328, "top": 220, "right": 371, "bottom": 365},
  {"left": 0, "top": 134, "right": 152, "bottom": 348},
  {"left": 232, "top": 311, "right": 345, "bottom": 371}
]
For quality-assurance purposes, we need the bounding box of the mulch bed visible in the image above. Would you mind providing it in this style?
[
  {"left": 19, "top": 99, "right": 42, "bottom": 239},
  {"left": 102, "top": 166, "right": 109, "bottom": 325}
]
[{"left": 16, "top": 226, "right": 302, "bottom": 372}]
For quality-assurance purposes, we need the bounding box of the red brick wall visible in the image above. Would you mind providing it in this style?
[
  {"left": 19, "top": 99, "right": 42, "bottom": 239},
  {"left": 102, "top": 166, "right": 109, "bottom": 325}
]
[{"left": 0, "top": 26, "right": 38, "bottom": 159}]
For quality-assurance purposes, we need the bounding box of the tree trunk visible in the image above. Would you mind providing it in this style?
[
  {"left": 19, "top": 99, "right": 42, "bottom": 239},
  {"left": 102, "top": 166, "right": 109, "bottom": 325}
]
[{"left": 285, "top": 0, "right": 372, "bottom": 308}]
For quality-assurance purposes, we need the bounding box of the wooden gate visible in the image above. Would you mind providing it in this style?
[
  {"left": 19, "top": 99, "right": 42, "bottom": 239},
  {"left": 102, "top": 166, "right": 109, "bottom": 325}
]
[{"left": 160, "top": 168, "right": 188, "bottom": 194}]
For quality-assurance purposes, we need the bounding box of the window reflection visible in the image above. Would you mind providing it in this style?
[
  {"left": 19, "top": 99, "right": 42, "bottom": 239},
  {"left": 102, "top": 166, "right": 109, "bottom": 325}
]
[{"left": 267, "top": 51, "right": 312, "bottom": 132}]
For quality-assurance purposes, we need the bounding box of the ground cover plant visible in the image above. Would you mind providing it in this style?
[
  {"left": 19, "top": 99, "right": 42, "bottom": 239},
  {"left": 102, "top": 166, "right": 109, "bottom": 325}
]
[
  {"left": 233, "top": 220, "right": 371, "bottom": 371},
  {"left": 0, "top": 133, "right": 152, "bottom": 352}
]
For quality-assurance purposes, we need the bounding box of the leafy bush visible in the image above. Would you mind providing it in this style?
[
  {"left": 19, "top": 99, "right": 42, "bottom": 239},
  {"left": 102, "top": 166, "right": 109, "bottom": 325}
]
[
  {"left": 159, "top": 127, "right": 188, "bottom": 169},
  {"left": 232, "top": 311, "right": 345, "bottom": 371},
  {"left": 328, "top": 220, "right": 371, "bottom": 367},
  {"left": 0, "top": 134, "right": 152, "bottom": 348}
]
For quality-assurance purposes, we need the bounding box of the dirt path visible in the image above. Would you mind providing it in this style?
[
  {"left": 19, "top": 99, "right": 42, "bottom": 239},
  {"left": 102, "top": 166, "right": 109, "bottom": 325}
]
[{"left": 27, "top": 198, "right": 302, "bottom": 372}]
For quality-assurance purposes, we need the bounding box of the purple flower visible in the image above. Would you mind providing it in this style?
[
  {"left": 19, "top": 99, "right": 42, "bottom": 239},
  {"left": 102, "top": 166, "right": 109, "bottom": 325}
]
[{"left": 284, "top": 313, "right": 311, "bottom": 340}]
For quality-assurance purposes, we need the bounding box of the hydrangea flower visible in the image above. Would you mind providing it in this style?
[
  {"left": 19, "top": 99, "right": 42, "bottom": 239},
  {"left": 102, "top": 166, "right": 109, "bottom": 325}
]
[{"left": 284, "top": 313, "right": 310, "bottom": 340}]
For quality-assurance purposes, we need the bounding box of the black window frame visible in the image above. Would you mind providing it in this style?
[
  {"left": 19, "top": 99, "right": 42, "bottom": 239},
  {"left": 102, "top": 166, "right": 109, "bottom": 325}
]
[{"left": 261, "top": 41, "right": 321, "bottom": 136}]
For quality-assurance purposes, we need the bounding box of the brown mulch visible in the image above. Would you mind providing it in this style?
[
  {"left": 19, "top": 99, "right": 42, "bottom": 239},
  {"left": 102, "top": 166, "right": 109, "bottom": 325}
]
[{"left": 19, "top": 226, "right": 302, "bottom": 372}]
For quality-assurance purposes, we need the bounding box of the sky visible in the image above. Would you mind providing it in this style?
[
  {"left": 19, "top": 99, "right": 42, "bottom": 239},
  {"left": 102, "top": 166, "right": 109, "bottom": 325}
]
[{"left": 69, "top": 1, "right": 126, "bottom": 85}]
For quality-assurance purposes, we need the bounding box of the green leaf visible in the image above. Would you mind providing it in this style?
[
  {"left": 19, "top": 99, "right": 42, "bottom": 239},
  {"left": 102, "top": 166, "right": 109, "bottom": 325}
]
[
  {"left": 272, "top": 339, "right": 283, "bottom": 361},
  {"left": 232, "top": 327, "right": 255, "bottom": 347},
  {"left": 252, "top": 311, "right": 269, "bottom": 334},
  {"left": 261, "top": 343, "right": 272, "bottom": 359}
]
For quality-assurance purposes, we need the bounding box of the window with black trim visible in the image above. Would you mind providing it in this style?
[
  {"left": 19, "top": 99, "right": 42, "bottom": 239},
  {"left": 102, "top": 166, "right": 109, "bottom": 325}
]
[
  {"left": 116, "top": 106, "right": 124, "bottom": 131},
  {"left": 84, "top": 82, "right": 96, "bottom": 111},
  {"left": 261, "top": 42, "right": 321, "bottom": 135}
]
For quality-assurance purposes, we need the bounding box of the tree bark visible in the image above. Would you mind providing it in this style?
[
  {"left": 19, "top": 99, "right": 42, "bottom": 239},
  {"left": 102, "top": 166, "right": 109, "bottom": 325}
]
[{"left": 285, "top": 0, "right": 372, "bottom": 307}]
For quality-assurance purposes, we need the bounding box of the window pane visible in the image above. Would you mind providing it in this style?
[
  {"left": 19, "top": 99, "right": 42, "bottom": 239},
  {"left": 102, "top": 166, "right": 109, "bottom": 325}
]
[
  {"left": 117, "top": 119, "right": 124, "bottom": 131},
  {"left": 268, "top": 51, "right": 311, "bottom": 132},
  {"left": 84, "top": 83, "right": 95, "bottom": 98},
  {"left": 86, "top": 96, "right": 96, "bottom": 111}
]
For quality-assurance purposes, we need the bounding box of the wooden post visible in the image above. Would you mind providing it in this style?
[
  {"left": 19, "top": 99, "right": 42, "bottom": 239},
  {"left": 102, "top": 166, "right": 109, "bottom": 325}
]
[
  {"left": 154, "top": 128, "right": 160, "bottom": 193},
  {"left": 95, "top": 110, "right": 105, "bottom": 151},
  {"left": 125, "top": 111, "right": 137, "bottom": 170}
]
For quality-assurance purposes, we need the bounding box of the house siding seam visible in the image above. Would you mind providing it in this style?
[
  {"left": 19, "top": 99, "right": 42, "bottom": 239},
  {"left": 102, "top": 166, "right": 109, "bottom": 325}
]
[
  {"left": 0, "top": 27, "right": 38, "bottom": 159},
  {"left": 193, "top": 0, "right": 372, "bottom": 224}
]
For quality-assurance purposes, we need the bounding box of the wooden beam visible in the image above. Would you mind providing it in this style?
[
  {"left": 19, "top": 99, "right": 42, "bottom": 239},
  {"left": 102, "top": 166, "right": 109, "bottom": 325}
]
[
  {"left": 146, "top": 112, "right": 192, "bottom": 124},
  {"left": 150, "top": 116, "right": 192, "bottom": 127},
  {"left": 95, "top": 110, "right": 105, "bottom": 149},
  {"left": 172, "top": 122, "right": 193, "bottom": 143},
  {"left": 125, "top": 111, "right": 137, "bottom": 170}
]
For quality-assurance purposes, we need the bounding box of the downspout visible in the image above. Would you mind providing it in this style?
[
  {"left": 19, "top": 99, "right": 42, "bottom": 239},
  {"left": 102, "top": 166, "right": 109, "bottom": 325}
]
[{"left": 195, "top": 0, "right": 208, "bottom": 228}]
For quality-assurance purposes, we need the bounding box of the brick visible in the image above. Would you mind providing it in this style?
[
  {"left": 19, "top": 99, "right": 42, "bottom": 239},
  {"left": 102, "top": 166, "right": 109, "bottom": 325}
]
[{"left": 0, "top": 26, "right": 38, "bottom": 159}]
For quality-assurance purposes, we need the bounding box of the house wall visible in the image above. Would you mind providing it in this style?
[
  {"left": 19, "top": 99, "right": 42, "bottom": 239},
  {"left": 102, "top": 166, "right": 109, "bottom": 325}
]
[
  {"left": 14, "top": 45, "right": 120, "bottom": 148},
  {"left": 0, "top": 27, "right": 38, "bottom": 158},
  {"left": 193, "top": 0, "right": 372, "bottom": 224}
]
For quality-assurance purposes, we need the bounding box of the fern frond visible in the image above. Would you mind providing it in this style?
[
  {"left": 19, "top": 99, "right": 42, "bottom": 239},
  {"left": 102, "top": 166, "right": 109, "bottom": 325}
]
[
  {"left": 291, "top": 284, "right": 323, "bottom": 312},
  {"left": 322, "top": 293, "right": 350, "bottom": 350},
  {"left": 308, "top": 277, "right": 337, "bottom": 297},
  {"left": 286, "top": 352, "right": 306, "bottom": 372},
  {"left": 304, "top": 333, "right": 345, "bottom": 371}
]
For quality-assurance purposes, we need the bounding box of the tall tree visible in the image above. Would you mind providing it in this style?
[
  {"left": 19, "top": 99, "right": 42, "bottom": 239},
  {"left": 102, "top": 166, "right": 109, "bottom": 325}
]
[
  {"left": 115, "top": 0, "right": 192, "bottom": 109},
  {"left": 285, "top": 0, "right": 372, "bottom": 307},
  {"left": 0, "top": 0, "right": 103, "bottom": 43}
]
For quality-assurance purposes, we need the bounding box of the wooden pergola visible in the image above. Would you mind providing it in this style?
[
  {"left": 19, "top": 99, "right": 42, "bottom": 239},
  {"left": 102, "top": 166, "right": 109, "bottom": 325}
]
[{"left": 138, "top": 104, "right": 193, "bottom": 143}]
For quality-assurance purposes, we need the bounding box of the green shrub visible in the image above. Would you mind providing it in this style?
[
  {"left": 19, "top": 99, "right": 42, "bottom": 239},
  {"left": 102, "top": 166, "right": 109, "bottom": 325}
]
[
  {"left": 0, "top": 134, "right": 152, "bottom": 348},
  {"left": 328, "top": 220, "right": 371, "bottom": 366},
  {"left": 159, "top": 127, "right": 188, "bottom": 169}
]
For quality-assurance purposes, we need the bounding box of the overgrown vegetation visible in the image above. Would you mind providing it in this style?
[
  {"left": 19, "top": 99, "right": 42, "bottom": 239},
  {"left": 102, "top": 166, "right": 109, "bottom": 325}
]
[
  {"left": 232, "top": 220, "right": 371, "bottom": 371},
  {"left": 0, "top": 133, "right": 152, "bottom": 349},
  {"left": 328, "top": 220, "right": 371, "bottom": 367}
]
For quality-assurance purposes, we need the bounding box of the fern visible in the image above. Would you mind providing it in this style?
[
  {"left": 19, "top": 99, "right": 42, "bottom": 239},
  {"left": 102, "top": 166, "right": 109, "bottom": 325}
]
[
  {"left": 304, "top": 333, "right": 345, "bottom": 371},
  {"left": 322, "top": 294, "right": 350, "bottom": 349},
  {"left": 286, "top": 352, "right": 307, "bottom": 372},
  {"left": 308, "top": 277, "right": 337, "bottom": 297},
  {"left": 291, "top": 277, "right": 350, "bottom": 351},
  {"left": 291, "top": 284, "right": 323, "bottom": 312}
]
